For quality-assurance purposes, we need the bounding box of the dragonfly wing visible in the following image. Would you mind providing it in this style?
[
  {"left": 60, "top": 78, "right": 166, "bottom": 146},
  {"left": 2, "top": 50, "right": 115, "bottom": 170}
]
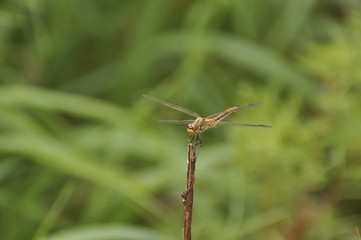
[
  {"left": 152, "top": 120, "right": 194, "bottom": 124},
  {"left": 206, "top": 102, "right": 263, "bottom": 120},
  {"left": 143, "top": 95, "right": 201, "bottom": 118},
  {"left": 215, "top": 121, "right": 271, "bottom": 128}
]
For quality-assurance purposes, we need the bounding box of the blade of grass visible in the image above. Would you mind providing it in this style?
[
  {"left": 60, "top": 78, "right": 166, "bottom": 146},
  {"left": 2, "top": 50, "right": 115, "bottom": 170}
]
[
  {"left": 264, "top": 0, "right": 317, "bottom": 51},
  {"left": 46, "top": 225, "right": 176, "bottom": 240},
  {"left": 123, "top": 33, "right": 317, "bottom": 100},
  {"left": 0, "top": 84, "right": 127, "bottom": 125},
  {"left": 0, "top": 133, "right": 175, "bottom": 227},
  {"left": 32, "top": 181, "right": 76, "bottom": 240}
]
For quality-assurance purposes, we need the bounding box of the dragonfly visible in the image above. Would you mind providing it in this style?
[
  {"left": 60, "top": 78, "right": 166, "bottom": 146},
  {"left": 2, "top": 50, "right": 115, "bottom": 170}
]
[{"left": 143, "top": 95, "right": 271, "bottom": 146}]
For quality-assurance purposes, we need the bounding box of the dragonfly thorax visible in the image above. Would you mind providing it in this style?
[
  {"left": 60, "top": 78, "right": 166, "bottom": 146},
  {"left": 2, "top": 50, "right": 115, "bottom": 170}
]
[{"left": 187, "top": 118, "right": 213, "bottom": 136}]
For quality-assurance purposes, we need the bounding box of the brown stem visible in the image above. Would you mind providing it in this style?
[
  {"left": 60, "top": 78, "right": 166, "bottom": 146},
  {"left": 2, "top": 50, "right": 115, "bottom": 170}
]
[{"left": 181, "top": 143, "right": 197, "bottom": 240}]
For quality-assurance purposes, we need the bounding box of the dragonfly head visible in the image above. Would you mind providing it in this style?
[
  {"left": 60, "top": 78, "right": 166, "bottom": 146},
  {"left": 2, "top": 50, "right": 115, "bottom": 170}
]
[{"left": 187, "top": 124, "right": 199, "bottom": 136}]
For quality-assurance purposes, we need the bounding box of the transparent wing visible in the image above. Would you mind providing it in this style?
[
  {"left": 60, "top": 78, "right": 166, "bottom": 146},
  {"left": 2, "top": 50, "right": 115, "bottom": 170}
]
[
  {"left": 215, "top": 121, "right": 271, "bottom": 128},
  {"left": 152, "top": 120, "right": 194, "bottom": 124},
  {"left": 206, "top": 102, "right": 263, "bottom": 120},
  {"left": 143, "top": 95, "right": 200, "bottom": 118}
]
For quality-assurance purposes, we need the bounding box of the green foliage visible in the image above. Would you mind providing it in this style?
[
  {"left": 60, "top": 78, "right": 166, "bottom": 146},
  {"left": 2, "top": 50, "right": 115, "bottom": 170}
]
[{"left": 1, "top": 0, "right": 361, "bottom": 239}]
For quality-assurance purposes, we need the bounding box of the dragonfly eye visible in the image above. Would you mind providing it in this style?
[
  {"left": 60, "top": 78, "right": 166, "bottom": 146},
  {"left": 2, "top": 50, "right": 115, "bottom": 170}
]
[
  {"left": 193, "top": 125, "right": 198, "bottom": 130},
  {"left": 200, "top": 126, "right": 204, "bottom": 131}
]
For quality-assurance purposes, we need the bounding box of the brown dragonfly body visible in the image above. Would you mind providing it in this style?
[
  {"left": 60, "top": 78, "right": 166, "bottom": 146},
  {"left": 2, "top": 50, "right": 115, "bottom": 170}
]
[{"left": 143, "top": 95, "right": 270, "bottom": 145}]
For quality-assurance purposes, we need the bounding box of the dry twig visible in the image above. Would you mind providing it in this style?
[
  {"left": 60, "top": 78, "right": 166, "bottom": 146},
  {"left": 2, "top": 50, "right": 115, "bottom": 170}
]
[{"left": 181, "top": 143, "right": 197, "bottom": 240}]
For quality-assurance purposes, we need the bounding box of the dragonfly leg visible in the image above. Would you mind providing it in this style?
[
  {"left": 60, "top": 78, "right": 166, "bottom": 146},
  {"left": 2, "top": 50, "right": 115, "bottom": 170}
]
[
  {"left": 188, "top": 134, "right": 202, "bottom": 147},
  {"left": 195, "top": 134, "right": 202, "bottom": 147}
]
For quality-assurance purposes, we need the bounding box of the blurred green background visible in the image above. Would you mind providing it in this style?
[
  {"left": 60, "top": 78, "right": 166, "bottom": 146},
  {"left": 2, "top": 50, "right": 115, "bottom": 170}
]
[{"left": 1, "top": 0, "right": 361, "bottom": 239}]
